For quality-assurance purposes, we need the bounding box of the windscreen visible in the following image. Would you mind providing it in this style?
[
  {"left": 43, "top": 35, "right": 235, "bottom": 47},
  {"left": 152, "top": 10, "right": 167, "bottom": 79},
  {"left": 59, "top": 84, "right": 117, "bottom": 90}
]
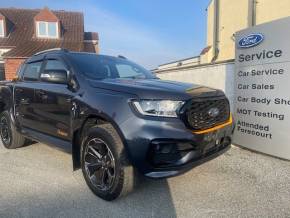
[{"left": 70, "top": 53, "right": 156, "bottom": 80}]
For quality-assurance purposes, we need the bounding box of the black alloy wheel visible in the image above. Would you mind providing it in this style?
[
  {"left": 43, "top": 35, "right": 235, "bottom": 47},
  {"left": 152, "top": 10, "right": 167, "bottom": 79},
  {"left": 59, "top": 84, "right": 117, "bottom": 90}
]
[
  {"left": 81, "top": 124, "right": 136, "bottom": 201},
  {"left": 0, "top": 111, "right": 25, "bottom": 149},
  {"left": 0, "top": 116, "right": 11, "bottom": 145},
  {"left": 84, "top": 138, "right": 116, "bottom": 191}
]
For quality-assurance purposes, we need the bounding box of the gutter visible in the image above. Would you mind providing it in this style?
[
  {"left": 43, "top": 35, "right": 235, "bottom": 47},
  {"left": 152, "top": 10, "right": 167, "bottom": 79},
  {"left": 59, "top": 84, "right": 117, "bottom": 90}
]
[
  {"left": 248, "top": 0, "right": 257, "bottom": 26},
  {"left": 212, "top": 0, "right": 220, "bottom": 62},
  {"left": 2, "top": 56, "right": 29, "bottom": 59}
]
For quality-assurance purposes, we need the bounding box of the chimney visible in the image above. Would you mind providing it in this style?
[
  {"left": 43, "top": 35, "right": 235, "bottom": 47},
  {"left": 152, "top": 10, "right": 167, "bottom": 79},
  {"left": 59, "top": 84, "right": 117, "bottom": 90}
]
[{"left": 84, "top": 32, "right": 99, "bottom": 53}]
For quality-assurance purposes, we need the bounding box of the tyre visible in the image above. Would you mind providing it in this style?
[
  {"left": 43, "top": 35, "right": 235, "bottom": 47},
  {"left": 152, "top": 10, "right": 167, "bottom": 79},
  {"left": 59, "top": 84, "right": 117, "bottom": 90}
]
[
  {"left": 81, "top": 123, "right": 136, "bottom": 201},
  {"left": 0, "top": 111, "right": 25, "bottom": 149}
]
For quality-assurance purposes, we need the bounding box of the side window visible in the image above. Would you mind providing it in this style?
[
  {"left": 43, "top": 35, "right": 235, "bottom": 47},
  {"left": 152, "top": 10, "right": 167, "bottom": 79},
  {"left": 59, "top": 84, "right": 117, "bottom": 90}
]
[
  {"left": 97, "top": 64, "right": 112, "bottom": 79},
  {"left": 23, "top": 61, "right": 43, "bottom": 81},
  {"left": 44, "top": 59, "right": 67, "bottom": 71}
]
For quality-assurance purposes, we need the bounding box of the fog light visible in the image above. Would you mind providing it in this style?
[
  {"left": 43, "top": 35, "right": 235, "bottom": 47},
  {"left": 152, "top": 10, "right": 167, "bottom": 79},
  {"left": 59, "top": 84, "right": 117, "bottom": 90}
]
[
  {"left": 160, "top": 144, "right": 173, "bottom": 154},
  {"left": 154, "top": 144, "right": 161, "bottom": 152},
  {"left": 153, "top": 143, "right": 173, "bottom": 154}
]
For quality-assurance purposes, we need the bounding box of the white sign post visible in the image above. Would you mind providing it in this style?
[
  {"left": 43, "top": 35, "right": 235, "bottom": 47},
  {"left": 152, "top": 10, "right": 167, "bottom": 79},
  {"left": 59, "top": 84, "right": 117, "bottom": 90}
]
[{"left": 234, "top": 17, "right": 290, "bottom": 160}]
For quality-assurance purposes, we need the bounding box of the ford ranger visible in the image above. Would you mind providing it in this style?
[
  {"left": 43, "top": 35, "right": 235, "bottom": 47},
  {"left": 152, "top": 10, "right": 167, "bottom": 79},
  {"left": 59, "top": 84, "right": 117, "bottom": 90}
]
[{"left": 0, "top": 49, "right": 234, "bottom": 201}]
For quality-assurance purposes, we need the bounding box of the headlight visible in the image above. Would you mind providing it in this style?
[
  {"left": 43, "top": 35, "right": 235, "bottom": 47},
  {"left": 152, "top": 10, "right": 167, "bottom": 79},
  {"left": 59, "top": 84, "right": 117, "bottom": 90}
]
[{"left": 132, "top": 100, "right": 185, "bottom": 117}]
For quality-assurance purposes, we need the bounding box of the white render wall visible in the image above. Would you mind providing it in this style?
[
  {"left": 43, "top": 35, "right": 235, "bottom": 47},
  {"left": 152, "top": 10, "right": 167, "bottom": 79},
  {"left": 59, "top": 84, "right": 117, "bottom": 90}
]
[
  {"left": 157, "top": 62, "right": 235, "bottom": 109},
  {"left": 0, "top": 49, "right": 11, "bottom": 61}
]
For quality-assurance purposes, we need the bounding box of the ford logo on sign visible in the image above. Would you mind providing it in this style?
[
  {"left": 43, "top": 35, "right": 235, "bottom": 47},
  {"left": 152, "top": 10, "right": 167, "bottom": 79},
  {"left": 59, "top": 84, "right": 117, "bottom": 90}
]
[{"left": 238, "top": 33, "right": 264, "bottom": 48}]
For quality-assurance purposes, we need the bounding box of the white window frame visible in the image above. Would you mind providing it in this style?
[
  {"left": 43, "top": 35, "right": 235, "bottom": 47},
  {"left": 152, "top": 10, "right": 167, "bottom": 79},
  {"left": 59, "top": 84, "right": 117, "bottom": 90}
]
[
  {"left": 0, "top": 20, "right": 4, "bottom": 37},
  {"left": 36, "top": 21, "right": 59, "bottom": 39}
]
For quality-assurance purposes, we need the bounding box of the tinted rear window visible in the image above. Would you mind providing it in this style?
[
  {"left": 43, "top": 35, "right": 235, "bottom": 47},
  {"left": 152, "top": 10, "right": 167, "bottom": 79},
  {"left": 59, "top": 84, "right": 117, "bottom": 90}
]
[{"left": 23, "top": 61, "right": 43, "bottom": 81}]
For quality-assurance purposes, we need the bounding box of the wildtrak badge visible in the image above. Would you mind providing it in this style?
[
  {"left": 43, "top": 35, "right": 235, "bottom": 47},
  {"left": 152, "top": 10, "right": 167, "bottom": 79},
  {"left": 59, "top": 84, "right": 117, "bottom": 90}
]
[{"left": 238, "top": 33, "right": 264, "bottom": 48}]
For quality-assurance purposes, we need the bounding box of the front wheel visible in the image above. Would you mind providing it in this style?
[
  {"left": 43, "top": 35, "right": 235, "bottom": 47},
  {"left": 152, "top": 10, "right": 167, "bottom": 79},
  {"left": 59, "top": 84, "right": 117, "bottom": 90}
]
[
  {"left": 81, "top": 123, "right": 136, "bottom": 201},
  {"left": 0, "top": 111, "right": 25, "bottom": 149}
]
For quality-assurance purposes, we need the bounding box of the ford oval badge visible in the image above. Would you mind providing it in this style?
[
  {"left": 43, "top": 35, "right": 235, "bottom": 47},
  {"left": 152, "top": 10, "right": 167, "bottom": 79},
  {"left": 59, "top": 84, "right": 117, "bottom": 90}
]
[
  {"left": 238, "top": 33, "right": 264, "bottom": 48},
  {"left": 208, "top": 107, "right": 220, "bottom": 118}
]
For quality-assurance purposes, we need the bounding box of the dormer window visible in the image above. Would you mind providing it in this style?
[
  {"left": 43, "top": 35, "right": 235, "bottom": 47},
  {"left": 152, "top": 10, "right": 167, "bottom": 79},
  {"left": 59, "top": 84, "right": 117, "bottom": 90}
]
[
  {"left": 0, "top": 19, "right": 4, "bottom": 37},
  {"left": 36, "top": 21, "right": 58, "bottom": 39}
]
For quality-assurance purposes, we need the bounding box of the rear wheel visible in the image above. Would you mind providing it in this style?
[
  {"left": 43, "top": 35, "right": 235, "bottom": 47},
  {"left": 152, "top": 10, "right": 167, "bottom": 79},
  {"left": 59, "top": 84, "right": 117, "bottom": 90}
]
[
  {"left": 81, "top": 123, "right": 136, "bottom": 201},
  {"left": 0, "top": 111, "right": 25, "bottom": 149}
]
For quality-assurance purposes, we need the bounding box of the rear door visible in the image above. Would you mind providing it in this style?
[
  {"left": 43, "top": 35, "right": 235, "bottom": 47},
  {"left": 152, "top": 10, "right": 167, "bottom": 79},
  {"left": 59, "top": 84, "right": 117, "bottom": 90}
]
[
  {"left": 14, "top": 61, "right": 44, "bottom": 129},
  {"left": 33, "top": 56, "right": 73, "bottom": 140}
]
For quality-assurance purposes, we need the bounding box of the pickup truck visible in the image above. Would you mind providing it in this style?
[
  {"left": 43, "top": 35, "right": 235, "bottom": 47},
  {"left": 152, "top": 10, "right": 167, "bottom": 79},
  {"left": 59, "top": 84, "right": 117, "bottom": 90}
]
[{"left": 0, "top": 49, "right": 234, "bottom": 201}]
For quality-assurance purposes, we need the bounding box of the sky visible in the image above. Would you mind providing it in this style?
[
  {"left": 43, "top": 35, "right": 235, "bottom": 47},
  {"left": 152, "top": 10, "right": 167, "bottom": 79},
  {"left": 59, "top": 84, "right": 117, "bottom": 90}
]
[{"left": 0, "top": 0, "right": 211, "bottom": 69}]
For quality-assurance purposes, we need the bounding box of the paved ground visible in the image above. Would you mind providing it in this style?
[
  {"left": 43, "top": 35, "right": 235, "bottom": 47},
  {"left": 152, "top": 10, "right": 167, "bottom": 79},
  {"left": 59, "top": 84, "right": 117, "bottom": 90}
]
[{"left": 0, "top": 142, "right": 289, "bottom": 218}]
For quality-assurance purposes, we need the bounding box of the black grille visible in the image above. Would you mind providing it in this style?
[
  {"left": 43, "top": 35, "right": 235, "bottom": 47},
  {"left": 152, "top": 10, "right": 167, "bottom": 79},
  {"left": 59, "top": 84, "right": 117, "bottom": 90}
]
[{"left": 184, "top": 98, "right": 230, "bottom": 131}]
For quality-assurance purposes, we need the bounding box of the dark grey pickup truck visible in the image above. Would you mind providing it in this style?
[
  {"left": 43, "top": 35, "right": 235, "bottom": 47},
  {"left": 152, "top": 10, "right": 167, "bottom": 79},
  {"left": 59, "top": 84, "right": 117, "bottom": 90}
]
[{"left": 0, "top": 49, "right": 234, "bottom": 200}]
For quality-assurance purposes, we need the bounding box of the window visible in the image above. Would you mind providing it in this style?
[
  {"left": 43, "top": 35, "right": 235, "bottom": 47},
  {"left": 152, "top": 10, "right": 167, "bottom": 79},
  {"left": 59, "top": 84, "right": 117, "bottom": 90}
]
[
  {"left": 48, "top": 23, "right": 57, "bottom": 37},
  {"left": 70, "top": 54, "right": 155, "bottom": 80},
  {"left": 36, "top": 21, "right": 58, "bottom": 38},
  {"left": 0, "top": 20, "right": 4, "bottom": 37},
  {"left": 23, "top": 62, "right": 43, "bottom": 81},
  {"left": 38, "top": 22, "right": 46, "bottom": 36},
  {"left": 116, "top": 64, "right": 144, "bottom": 78},
  {"left": 45, "top": 60, "right": 67, "bottom": 71}
]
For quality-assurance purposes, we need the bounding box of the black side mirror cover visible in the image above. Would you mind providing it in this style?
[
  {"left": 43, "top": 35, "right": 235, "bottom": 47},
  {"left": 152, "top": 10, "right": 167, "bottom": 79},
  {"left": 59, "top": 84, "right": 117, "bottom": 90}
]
[{"left": 40, "top": 69, "right": 68, "bottom": 84}]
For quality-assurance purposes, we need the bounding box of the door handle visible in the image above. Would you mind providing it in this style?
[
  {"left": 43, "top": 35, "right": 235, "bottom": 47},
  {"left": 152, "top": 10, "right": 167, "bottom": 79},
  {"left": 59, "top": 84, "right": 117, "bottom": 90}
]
[
  {"left": 36, "top": 90, "right": 46, "bottom": 96},
  {"left": 15, "top": 88, "right": 24, "bottom": 93},
  {"left": 35, "top": 90, "right": 48, "bottom": 100},
  {"left": 20, "top": 98, "right": 30, "bottom": 105}
]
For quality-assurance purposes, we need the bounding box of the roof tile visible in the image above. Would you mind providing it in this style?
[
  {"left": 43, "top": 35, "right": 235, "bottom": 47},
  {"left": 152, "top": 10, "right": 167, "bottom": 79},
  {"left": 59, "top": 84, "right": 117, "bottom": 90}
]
[{"left": 0, "top": 8, "right": 87, "bottom": 57}]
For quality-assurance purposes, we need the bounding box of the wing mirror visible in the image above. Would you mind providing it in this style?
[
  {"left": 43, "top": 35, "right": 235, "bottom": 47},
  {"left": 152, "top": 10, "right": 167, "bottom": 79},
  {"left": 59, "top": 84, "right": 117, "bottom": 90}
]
[{"left": 40, "top": 69, "right": 68, "bottom": 84}]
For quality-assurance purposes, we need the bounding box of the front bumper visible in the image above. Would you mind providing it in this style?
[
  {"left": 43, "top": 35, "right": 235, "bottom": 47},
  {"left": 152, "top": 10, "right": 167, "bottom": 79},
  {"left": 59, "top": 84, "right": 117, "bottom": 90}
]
[
  {"left": 145, "top": 142, "right": 231, "bottom": 178},
  {"left": 120, "top": 114, "right": 234, "bottom": 179}
]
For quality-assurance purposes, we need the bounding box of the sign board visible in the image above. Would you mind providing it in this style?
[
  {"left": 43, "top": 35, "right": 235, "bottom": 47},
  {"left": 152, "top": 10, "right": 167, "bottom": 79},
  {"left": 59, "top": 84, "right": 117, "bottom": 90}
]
[{"left": 234, "top": 17, "right": 290, "bottom": 160}]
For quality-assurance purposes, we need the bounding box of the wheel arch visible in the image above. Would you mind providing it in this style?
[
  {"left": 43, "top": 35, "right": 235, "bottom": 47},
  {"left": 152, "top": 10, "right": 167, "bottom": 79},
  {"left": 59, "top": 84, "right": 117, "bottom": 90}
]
[
  {"left": 72, "top": 113, "right": 130, "bottom": 170},
  {"left": 0, "top": 97, "right": 12, "bottom": 113},
  {"left": 0, "top": 97, "right": 18, "bottom": 128}
]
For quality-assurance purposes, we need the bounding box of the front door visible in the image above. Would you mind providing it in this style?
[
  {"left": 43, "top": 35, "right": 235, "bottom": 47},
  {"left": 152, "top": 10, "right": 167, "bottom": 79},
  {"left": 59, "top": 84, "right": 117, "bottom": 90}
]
[
  {"left": 14, "top": 61, "right": 43, "bottom": 129},
  {"left": 33, "top": 58, "right": 72, "bottom": 141}
]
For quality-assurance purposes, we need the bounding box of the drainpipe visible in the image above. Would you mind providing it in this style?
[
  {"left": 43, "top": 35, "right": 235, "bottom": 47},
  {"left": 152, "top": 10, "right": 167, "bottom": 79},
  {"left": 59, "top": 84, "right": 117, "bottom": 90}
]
[
  {"left": 248, "top": 0, "right": 257, "bottom": 26},
  {"left": 212, "top": 0, "right": 220, "bottom": 62}
]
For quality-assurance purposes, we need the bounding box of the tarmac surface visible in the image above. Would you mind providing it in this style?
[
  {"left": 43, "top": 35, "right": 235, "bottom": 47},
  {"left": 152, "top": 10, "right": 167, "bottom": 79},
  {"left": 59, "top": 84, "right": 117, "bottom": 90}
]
[{"left": 0, "top": 142, "right": 289, "bottom": 218}]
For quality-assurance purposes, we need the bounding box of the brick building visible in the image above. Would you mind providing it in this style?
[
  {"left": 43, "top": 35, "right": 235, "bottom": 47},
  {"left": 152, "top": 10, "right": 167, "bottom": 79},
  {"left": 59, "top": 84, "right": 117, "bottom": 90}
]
[{"left": 0, "top": 7, "right": 99, "bottom": 80}]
